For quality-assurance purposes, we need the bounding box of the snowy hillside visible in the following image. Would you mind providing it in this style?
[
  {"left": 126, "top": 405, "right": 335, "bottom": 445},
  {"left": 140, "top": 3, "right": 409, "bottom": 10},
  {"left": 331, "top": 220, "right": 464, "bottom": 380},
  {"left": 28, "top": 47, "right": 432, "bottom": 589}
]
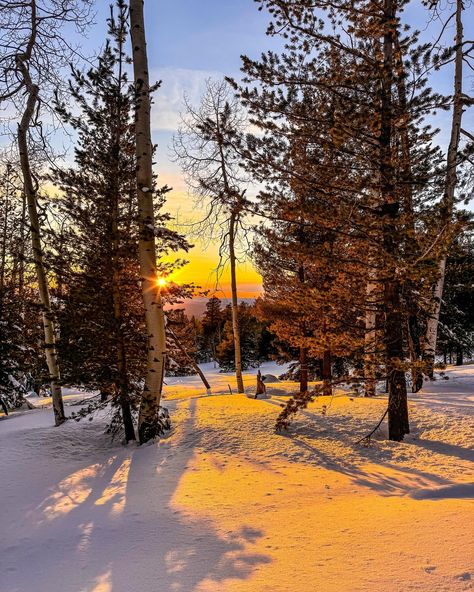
[{"left": 1, "top": 363, "right": 473, "bottom": 592}]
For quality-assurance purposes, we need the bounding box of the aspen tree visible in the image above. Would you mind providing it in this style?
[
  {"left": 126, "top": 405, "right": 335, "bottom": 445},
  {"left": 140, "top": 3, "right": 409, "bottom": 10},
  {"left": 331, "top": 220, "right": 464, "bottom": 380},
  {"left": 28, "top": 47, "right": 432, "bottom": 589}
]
[
  {"left": 129, "top": 0, "right": 168, "bottom": 441},
  {"left": 422, "top": 0, "right": 469, "bottom": 376},
  {"left": 0, "top": 1, "right": 92, "bottom": 424},
  {"left": 173, "top": 80, "right": 248, "bottom": 393}
]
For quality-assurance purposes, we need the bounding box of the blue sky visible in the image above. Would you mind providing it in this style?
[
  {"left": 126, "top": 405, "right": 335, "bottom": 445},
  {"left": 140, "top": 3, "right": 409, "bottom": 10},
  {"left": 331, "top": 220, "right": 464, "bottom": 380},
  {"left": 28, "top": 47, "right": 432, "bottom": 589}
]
[
  {"left": 82, "top": 0, "right": 472, "bottom": 184},
  {"left": 61, "top": 0, "right": 474, "bottom": 296}
]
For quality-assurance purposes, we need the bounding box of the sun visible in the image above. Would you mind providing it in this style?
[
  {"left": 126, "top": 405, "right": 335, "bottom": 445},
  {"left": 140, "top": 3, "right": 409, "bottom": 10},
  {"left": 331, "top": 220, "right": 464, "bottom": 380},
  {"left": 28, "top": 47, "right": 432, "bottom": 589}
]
[{"left": 157, "top": 277, "right": 167, "bottom": 287}]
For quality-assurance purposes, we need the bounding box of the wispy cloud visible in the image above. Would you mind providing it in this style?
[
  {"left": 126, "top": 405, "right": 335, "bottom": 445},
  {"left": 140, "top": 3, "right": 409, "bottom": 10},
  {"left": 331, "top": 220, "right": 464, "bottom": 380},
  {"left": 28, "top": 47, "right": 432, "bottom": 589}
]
[{"left": 151, "top": 67, "right": 226, "bottom": 132}]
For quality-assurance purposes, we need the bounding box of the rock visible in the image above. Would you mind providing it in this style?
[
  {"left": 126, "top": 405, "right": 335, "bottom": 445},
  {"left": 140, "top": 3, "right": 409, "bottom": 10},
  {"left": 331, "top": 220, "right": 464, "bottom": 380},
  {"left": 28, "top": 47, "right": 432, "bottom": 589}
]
[{"left": 262, "top": 374, "right": 280, "bottom": 383}]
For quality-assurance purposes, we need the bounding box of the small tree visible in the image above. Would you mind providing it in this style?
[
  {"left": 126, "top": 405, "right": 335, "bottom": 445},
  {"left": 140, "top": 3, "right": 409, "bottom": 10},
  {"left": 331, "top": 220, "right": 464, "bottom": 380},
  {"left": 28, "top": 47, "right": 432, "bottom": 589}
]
[
  {"left": 201, "top": 296, "right": 224, "bottom": 363},
  {"left": 0, "top": 0, "right": 93, "bottom": 425},
  {"left": 173, "top": 80, "right": 249, "bottom": 393},
  {"left": 216, "top": 303, "right": 260, "bottom": 373}
]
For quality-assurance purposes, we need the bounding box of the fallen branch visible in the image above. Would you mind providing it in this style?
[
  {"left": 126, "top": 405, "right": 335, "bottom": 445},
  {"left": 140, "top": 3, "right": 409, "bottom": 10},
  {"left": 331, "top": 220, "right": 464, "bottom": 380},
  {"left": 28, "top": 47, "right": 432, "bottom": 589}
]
[
  {"left": 356, "top": 407, "right": 388, "bottom": 446},
  {"left": 167, "top": 325, "right": 212, "bottom": 393}
]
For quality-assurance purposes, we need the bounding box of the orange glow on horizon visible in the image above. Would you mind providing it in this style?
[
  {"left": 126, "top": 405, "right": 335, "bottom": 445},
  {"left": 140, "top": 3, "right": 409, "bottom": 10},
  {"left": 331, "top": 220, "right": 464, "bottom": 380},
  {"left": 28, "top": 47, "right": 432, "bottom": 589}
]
[{"left": 159, "top": 184, "right": 263, "bottom": 298}]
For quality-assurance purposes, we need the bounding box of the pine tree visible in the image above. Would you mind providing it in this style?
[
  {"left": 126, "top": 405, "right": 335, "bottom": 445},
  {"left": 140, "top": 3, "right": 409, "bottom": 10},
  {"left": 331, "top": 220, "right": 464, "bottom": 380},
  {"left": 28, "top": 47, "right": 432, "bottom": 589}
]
[
  {"left": 438, "top": 231, "right": 474, "bottom": 365},
  {"left": 234, "top": 0, "right": 448, "bottom": 439},
  {"left": 201, "top": 296, "right": 224, "bottom": 363},
  {"left": 166, "top": 308, "right": 198, "bottom": 376},
  {"left": 52, "top": 2, "right": 187, "bottom": 440},
  {"left": 421, "top": 0, "right": 472, "bottom": 374},
  {"left": 216, "top": 303, "right": 261, "bottom": 372},
  {"left": 51, "top": 4, "right": 139, "bottom": 440},
  {"left": 0, "top": 163, "right": 44, "bottom": 409}
]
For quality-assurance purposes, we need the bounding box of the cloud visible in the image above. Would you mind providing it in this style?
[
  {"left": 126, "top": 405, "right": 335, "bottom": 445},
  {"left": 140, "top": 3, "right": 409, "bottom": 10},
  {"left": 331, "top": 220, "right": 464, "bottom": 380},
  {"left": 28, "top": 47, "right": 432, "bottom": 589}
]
[{"left": 151, "top": 67, "right": 226, "bottom": 132}]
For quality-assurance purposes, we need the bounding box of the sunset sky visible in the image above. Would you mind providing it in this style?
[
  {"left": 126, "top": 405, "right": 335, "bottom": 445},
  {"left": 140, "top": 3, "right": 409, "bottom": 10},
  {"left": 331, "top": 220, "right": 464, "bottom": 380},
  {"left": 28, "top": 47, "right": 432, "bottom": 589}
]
[
  {"left": 65, "top": 1, "right": 473, "bottom": 298},
  {"left": 125, "top": 0, "right": 272, "bottom": 299}
]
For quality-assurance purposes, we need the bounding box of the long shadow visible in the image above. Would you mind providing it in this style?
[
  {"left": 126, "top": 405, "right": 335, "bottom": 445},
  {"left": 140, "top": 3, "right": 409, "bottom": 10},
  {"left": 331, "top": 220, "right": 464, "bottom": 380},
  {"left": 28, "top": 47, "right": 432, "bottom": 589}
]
[
  {"left": 2, "top": 399, "right": 270, "bottom": 592},
  {"left": 255, "top": 397, "right": 469, "bottom": 497},
  {"left": 109, "top": 398, "right": 270, "bottom": 592},
  {"left": 408, "top": 438, "right": 474, "bottom": 463},
  {"left": 285, "top": 435, "right": 454, "bottom": 496},
  {"left": 409, "top": 482, "right": 474, "bottom": 500}
]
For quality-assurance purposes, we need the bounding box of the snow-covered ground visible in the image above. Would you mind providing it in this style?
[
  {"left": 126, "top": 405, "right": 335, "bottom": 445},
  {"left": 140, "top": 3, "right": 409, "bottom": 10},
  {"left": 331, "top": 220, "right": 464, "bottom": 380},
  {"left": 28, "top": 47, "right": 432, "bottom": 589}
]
[{"left": 1, "top": 363, "right": 473, "bottom": 592}]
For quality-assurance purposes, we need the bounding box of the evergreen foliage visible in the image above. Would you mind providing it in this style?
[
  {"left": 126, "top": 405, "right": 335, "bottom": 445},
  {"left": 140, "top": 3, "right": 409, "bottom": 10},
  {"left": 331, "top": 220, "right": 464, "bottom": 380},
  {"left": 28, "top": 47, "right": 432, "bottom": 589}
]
[{"left": 50, "top": 2, "right": 188, "bottom": 440}]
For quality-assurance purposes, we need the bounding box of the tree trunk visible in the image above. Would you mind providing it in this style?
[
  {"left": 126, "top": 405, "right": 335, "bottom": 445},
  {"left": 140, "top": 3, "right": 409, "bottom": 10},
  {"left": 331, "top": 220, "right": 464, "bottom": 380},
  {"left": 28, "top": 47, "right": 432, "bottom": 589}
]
[
  {"left": 0, "top": 164, "right": 11, "bottom": 298},
  {"left": 111, "top": 179, "right": 135, "bottom": 443},
  {"left": 364, "top": 277, "right": 377, "bottom": 397},
  {"left": 229, "top": 210, "right": 245, "bottom": 393},
  {"left": 394, "top": 35, "right": 424, "bottom": 394},
  {"left": 423, "top": 0, "right": 464, "bottom": 376},
  {"left": 384, "top": 278, "right": 409, "bottom": 440},
  {"left": 130, "top": 0, "right": 167, "bottom": 443},
  {"left": 380, "top": 0, "right": 409, "bottom": 441},
  {"left": 16, "top": 190, "right": 27, "bottom": 297},
  {"left": 299, "top": 345, "right": 308, "bottom": 393},
  {"left": 322, "top": 348, "right": 332, "bottom": 397},
  {"left": 16, "top": 33, "right": 65, "bottom": 426},
  {"left": 407, "top": 315, "right": 423, "bottom": 393},
  {"left": 255, "top": 369, "right": 266, "bottom": 398},
  {"left": 110, "top": 20, "right": 135, "bottom": 443},
  {"left": 456, "top": 348, "right": 463, "bottom": 366}
]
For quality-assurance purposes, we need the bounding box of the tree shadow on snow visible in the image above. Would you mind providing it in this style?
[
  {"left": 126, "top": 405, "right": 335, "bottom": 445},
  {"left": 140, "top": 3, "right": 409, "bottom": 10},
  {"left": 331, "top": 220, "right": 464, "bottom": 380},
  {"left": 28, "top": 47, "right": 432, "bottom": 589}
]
[
  {"left": 407, "top": 437, "right": 474, "bottom": 463},
  {"left": 109, "top": 398, "right": 271, "bottom": 592},
  {"left": 1, "top": 399, "right": 270, "bottom": 592},
  {"left": 259, "top": 400, "right": 470, "bottom": 497},
  {"left": 282, "top": 433, "right": 461, "bottom": 497}
]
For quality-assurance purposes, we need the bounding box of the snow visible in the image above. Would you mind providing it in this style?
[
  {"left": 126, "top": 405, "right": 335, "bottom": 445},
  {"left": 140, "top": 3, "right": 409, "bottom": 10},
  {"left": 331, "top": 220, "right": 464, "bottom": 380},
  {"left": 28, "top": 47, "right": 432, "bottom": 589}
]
[{"left": 1, "top": 363, "right": 473, "bottom": 592}]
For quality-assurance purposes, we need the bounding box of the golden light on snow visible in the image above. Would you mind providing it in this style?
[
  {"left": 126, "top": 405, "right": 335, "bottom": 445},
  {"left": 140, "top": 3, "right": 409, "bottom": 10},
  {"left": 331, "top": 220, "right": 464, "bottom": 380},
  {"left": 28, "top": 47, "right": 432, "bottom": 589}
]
[
  {"left": 39, "top": 464, "right": 101, "bottom": 522},
  {"left": 89, "top": 569, "right": 112, "bottom": 592},
  {"left": 94, "top": 457, "right": 131, "bottom": 516}
]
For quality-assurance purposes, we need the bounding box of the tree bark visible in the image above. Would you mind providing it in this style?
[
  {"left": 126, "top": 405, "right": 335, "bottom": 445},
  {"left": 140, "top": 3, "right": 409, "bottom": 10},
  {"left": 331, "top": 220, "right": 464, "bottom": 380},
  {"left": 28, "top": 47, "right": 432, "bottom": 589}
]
[
  {"left": 299, "top": 345, "right": 308, "bottom": 393},
  {"left": 422, "top": 0, "right": 464, "bottom": 377},
  {"left": 364, "top": 277, "right": 377, "bottom": 397},
  {"left": 322, "top": 348, "right": 332, "bottom": 397},
  {"left": 229, "top": 209, "right": 245, "bottom": 393},
  {"left": 380, "top": 0, "right": 409, "bottom": 441},
  {"left": 15, "top": 3, "right": 65, "bottom": 426},
  {"left": 130, "top": 0, "right": 167, "bottom": 443}
]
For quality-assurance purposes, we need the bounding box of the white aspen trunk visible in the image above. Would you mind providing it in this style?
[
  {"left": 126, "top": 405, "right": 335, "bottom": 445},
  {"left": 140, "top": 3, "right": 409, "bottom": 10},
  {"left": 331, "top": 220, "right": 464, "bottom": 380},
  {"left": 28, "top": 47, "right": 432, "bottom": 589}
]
[
  {"left": 18, "top": 89, "right": 65, "bottom": 424},
  {"left": 0, "top": 165, "right": 11, "bottom": 295},
  {"left": 229, "top": 210, "right": 245, "bottom": 393},
  {"left": 423, "top": 0, "right": 464, "bottom": 376},
  {"left": 16, "top": 2, "right": 65, "bottom": 425},
  {"left": 423, "top": 256, "right": 446, "bottom": 374},
  {"left": 129, "top": 0, "right": 167, "bottom": 443},
  {"left": 364, "top": 278, "right": 377, "bottom": 397}
]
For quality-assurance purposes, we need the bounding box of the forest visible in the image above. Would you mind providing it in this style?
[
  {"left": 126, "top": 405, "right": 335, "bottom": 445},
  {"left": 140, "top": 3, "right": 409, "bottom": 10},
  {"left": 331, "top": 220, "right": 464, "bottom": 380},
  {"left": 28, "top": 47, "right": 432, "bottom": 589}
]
[{"left": 0, "top": 1, "right": 473, "bottom": 591}]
